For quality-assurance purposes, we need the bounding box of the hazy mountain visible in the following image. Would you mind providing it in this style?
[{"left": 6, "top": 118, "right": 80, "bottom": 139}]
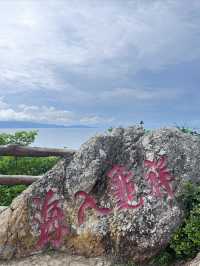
[{"left": 0, "top": 121, "right": 94, "bottom": 128}]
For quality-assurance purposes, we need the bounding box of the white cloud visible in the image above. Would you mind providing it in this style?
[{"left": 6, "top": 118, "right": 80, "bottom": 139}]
[
  {"left": 0, "top": 0, "right": 199, "bottom": 93},
  {"left": 0, "top": 98, "right": 113, "bottom": 126}
]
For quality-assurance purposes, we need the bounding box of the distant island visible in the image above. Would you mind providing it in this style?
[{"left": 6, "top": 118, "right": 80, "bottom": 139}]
[{"left": 0, "top": 121, "right": 95, "bottom": 129}]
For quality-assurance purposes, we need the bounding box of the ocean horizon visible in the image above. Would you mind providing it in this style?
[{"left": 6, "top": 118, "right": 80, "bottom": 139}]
[{"left": 0, "top": 128, "right": 107, "bottom": 149}]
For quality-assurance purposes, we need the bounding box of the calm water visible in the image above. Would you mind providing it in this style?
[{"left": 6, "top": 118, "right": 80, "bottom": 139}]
[{"left": 0, "top": 128, "right": 107, "bottom": 149}]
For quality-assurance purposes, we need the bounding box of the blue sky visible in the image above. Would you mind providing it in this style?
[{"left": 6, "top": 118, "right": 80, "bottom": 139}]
[{"left": 0, "top": 0, "right": 200, "bottom": 129}]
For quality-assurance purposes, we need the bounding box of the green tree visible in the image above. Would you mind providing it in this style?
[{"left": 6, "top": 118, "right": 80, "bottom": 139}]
[{"left": 0, "top": 130, "right": 38, "bottom": 145}]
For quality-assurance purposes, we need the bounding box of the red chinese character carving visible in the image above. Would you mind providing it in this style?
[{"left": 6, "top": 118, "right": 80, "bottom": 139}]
[
  {"left": 144, "top": 156, "right": 174, "bottom": 199},
  {"left": 107, "top": 165, "right": 144, "bottom": 210},
  {"left": 75, "top": 191, "right": 112, "bottom": 225},
  {"left": 32, "top": 189, "right": 68, "bottom": 249}
]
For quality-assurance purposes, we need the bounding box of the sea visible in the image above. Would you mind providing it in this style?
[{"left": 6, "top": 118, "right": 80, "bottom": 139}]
[{"left": 0, "top": 128, "right": 107, "bottom": 149}]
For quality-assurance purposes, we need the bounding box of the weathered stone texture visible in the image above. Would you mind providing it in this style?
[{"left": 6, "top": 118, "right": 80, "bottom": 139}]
[
  {"left": 0, "top": 126, "right": 200, "bottom": 264},
  {"left": 0, "top": 252, "right": 111, "bottom": 266},
  {"left": 185, "top": 253, "right": 200, "bottom": 266}
]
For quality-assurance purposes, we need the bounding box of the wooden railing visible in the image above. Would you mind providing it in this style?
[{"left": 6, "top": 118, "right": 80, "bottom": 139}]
[
  {"left": 0, "top": 175, "right": 42, "bottom": 185},
  {"left": 0, "top": 145, "right": 76, "bottom": 185}
]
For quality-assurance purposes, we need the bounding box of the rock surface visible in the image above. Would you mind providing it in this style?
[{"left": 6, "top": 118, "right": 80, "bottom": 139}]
[
  {"left": 0, "top": 126, "right": 200, "bottom": 265},
  {"left": 0, "top": 251, "right": 111, "bottom": 266},
  {"left": 185, "top": 253, "right": 200, "bottom": 266}
]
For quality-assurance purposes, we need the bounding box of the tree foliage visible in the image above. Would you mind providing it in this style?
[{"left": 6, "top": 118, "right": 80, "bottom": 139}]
[{"left": 0, "top": 130, "right": 38, "bottom": 145}]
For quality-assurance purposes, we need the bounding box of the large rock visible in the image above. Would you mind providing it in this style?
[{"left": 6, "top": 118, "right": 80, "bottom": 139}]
[
  {"left": 0, "top": 251, "right": 111, "bottom": 266},
  {"left": 0, "top": 126, "right": 200, "bottom": 265},
  {"left": 174, "top": 253, "right": 200, "bottom": 266},
  {"left": 186, "top": 253, "right": 200, "bottom": 266}
]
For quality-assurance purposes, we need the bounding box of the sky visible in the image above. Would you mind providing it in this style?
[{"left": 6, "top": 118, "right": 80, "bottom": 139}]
[{"left": 0, "top": 0, "right": 200, "bottom": 129}]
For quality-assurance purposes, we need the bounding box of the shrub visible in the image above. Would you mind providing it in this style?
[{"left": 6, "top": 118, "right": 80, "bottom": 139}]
[
  {"left": 0, "top": 185, "right": 27, "bottom": 206},
  {"left": 0, "top": 156, "right": 58, "bottom": 176},
  {"left": 151, "top": 250, "right": 175, "bottom": 266},
  {"left": 150, "top": 182, "right": 200, "bottom": 265},
  {"left": 176, "top": 126, "right": 200, "bottom": 137},
  {"left": 170, "top": 182, "right": 200, "bottom": 259},
  {"left": 0, "top": 130, "right": 59, "bottom": 205}
]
